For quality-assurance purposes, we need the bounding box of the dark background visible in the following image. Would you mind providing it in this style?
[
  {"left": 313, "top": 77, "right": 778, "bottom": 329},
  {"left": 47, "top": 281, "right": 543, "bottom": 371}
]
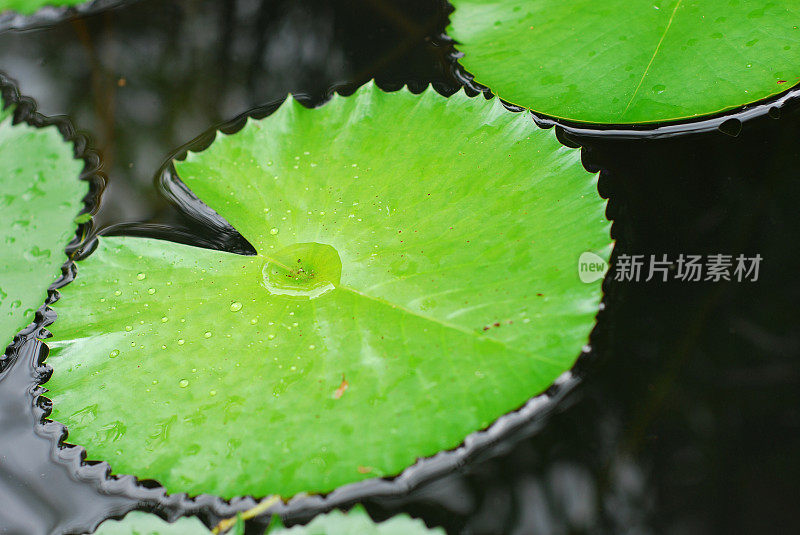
[{"left": 0, "top": 0, "right": 798, "bottom": 533}]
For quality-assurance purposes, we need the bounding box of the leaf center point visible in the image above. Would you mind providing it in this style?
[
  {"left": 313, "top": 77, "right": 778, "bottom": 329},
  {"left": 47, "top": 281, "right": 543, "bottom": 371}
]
[{"left": 261, "top": 242, "right": 342, "bottom": 299}]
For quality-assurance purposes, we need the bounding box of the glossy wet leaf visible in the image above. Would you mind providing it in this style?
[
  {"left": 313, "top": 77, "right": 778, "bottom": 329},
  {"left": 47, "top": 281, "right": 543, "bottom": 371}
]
[
  {"left": 0, "top": 0, "right": 85, "bottom": 16},
  {"left": 47, "top": 83, "right": 611, "bottom": 498},
  {"left": 93, "top": 512, "right": 209, "bottom": 535},
  {"left": 267, "top": 506, "right": 443, "bottom": 534},
  {"left": 448, "top": 0, "right": 800, "bottom": 124},
  {"left": 0, "top": 97, "right": 85, "bottom": 350}
]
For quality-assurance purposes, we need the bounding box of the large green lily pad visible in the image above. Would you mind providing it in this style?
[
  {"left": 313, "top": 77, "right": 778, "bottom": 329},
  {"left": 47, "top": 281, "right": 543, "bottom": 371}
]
[
  {"left": 0, "top": 96, "right": 85, "bottom": 350},
  {"left": 448, "top": 0, "right": 800, "bottom": 124},
  {"left": 46, "top": 83, "right": 611, "bottom": 498}
]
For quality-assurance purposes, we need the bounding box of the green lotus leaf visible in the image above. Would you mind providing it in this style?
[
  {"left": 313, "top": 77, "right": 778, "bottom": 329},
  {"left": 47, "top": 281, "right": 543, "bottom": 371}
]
[
  {"left": 448, "top": 0, "right": 800, "bottom": 124},
  {"left": 0, "top": 96, "right": 85, "bottom": 350},
  {"left": 46, "top": 83, "right": 611, "bottom": 498},
  {"left": 0, "top": 0, "right": 86, "bottom": 16},
  {"left": 267, "top": 506, "right": 443, "bottom": 534},
  {"left": 93, "top": 512, "right": 210, "bottom": 535}
]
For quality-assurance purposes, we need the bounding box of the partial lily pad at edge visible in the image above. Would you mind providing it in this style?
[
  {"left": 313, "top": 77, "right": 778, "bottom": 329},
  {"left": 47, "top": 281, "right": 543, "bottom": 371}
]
[
  {"left": 0, "top": 92, "right": 86, "bottom": 351},
  {"left": 0, "top": 0, "right": 85, "bottom": 15},
  {"left": 267, "top": 506, "right": 443, "bottom": 534},
  {"left": 46, "top": 83, "right": 611, "bottom": 498},
  {"left": 448, "top": 0, "right": 800, "bottom": 124},
  {"left": 92, "top": 506, "right": 440, "bottom": 535},
  {"left": 93, "top": 512, "right": 212, "bottom": 535}
]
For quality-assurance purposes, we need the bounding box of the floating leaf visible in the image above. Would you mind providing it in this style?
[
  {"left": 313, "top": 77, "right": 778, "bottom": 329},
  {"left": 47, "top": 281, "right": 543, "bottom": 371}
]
[
  {"left": 46, "top": 83, "right": 610, "bottom": 498},
  {"left": 448, "top": 0, "right": 800, "bottom": 124},
  {"left": 93, "top": 512, "right": 209, "bottom": 535},
  {"left": 267, "top": 506, "right": 443, "bottom": 534},
  {"left": 0, "top": 0, "right": 85, "bottom": 16},
  {"left": 0, "top": 95, "right": 85, "bottom": 350},
  {"left": 92, "top": 507, "right": 439, "bottom": 535}
]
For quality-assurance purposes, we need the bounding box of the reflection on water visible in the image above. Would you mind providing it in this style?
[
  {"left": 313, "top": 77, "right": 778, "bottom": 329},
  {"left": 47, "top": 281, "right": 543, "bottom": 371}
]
[{"left": 0, "top": 0, "right": 799, "bottom": 534}]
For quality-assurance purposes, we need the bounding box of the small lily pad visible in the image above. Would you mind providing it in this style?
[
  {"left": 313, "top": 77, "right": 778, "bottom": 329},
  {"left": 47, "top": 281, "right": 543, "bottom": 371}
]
[
  {"left": 0, "top": 94, "right": 86, "bottom": 350},
  {"left": 46, "top": 83, "right": 611, "bottom": 498},
  {"left": 448, "top": 0, "right": 800, "bottom": 124}
]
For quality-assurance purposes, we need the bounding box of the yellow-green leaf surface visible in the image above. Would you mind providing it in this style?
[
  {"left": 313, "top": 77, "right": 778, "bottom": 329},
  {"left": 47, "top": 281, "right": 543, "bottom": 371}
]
[
  {"left": 0, "top": 97, "right": 85, "bottom": 350},
  {"left": 47, "top": 84, "right": 611, "bottom": 498},
  {"left": 448, "top": 0, "right": 800, "bottom": 124},
  {"left": 0, "top": 0, "right": 85, "bottom": 15}
]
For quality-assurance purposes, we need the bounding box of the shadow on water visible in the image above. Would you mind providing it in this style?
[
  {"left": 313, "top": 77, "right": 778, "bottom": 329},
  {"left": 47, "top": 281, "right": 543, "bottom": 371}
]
[{"left": 0, "top": 0, "right": 799, "bottom": 534}]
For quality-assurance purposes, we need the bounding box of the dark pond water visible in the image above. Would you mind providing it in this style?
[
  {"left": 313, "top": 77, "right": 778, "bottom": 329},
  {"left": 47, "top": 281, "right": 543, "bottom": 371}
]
[{"left": 1, "top": 0, "right": 799, "bottom": 533}]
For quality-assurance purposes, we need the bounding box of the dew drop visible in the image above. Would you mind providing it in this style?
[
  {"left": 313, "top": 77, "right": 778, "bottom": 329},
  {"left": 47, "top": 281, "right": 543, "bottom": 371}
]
[
  {"left": 161, "top": 316, "right": 168, "bottom": 323},
  {"left": 177, "top": 339, "right": 185, "bottom": 345},
  {"left": 179, "top": 379, "right": 189, "bottom": 388},
  {"left": 267, "top": 333, "right": 276, "bottom": 340},
  {"left": 230, "top": 301, "right": 243, "bottom": 312},
  {"left": 136, "top": 273, "right": 146, "bottom": 280},
  {"left": 148, "top": 288, "right": 156, "bottom": 295},
  {"left": 114, "top": 290, "right": 122, "bottom": 296},
  {"left": 270, "top": 228, "right": 279, "bottom": 235},
  {"left": 250, "top": 318, "right": 258, "bottom": 325},
  {"left": 204, "top": 331, "right": 212, "bottom": 338},
  {"left": 124, "top": 325, "right": 133, "bottom": 332},
  {"left": 109, "top": 349, "right": 119, "bottom": 358},
  {"left": 210, "top": 390, "right": 217, "bottom": 396}
]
